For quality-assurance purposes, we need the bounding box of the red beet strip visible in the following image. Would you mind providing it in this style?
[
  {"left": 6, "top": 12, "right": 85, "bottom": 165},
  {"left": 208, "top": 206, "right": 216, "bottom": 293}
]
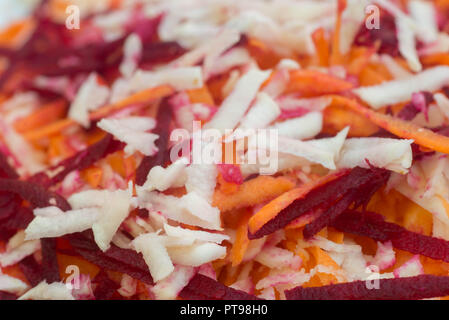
[
  {"left": 0, "top": 152, "right": 18, "bottom": 179},
  {"left": 0, "top": 178, "right": 71, "bottom": 211},
  {"left": 249, "top": 167, "right": 389, "bottom": 239},
  {"left": 0, "top": 291, "right": 17, "bottom": 300},
  {"left": 286, "top": 275, "right": 449, "bottom": 300},
  {"left": 179, "top": 274, "right": 261, "bottom": 300},
  {"left": 29, "top": 134, "right": 124, "bottom": 187},
  {"left": 330, "top": 210, "right": 449, "bottom": 263},
  {"left": 66, "top": 231, "right": 153, "bottom": 285},
  {"left": 93, "top": 270, "right": 121, "bottom": 300},
  {"left": 135, "top": 97, "right": 173, "bottom": 186},
  {"left": 41, "top": 238, "right": 60, "bottom": 283},
  {"left": 19, "top": 256, "right": 44, "bottom": 287}
]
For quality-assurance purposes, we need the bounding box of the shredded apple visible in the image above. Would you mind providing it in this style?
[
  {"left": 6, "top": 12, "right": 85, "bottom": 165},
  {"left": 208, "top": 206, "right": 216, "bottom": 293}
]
[{"left": 3, "top": 0, "right": 449, "bottom": 301}]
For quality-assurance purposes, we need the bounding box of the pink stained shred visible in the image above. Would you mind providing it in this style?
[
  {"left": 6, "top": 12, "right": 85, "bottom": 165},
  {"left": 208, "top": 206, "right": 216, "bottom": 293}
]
[{"left": 217, "top": 164, "right": 244, "bottom": 185}]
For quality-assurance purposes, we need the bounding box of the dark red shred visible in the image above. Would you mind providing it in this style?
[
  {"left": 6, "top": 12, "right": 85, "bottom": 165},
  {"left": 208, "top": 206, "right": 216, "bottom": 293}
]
[
  {"left": 285, "top": 275, "right": 449, "bottom": 300},
  {"left": 0, "top": 178, "right": 71, "bottom": 211},
  {"left": 19, "top": 256, "right": 44, "bottom": 287},
  {"left": 66, "top": 231, "right": 153, "bottom": 285},
  {"left": 29, "top": 134, "right": 124, "bottom": 187},
  {"left": 41, "top": 238, "right": 60, "bottom": 283},
  {"left": 0, "top": 291, "right": 17, "bottom": 300},
  {"left": 179, "top": 274, "right": 261, "bottom": 300},
  {"left": 330, "top": 210, "right": 449, "bottom": 262},
  {"left": 0, "top": 151, "right": 18, "bottom": 179},
  {"left": 249, "top": 167, "right": 389, "bottom": 239},
  {"left": 93, "top": 270, "right": 121, "bottom": 300},
  {"left": 136, "top": 97, "right": 174, "bottom": 186},
  {"left": 140, "top": 42, "right": 186, "bottom": 68},
  {"left": 354, "top": 12, "right": 399, "bottom": 56}
]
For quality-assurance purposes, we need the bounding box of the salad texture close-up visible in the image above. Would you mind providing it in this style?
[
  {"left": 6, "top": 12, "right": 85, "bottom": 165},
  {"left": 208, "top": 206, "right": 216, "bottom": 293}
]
[{"left": 3, "top": 0, "right": 449, "bottom": 301}]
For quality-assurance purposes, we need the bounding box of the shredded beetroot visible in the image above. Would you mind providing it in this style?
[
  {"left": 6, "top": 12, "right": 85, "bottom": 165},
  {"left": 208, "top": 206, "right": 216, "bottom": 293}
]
[
  {"left": 330, "top": 210, "right": 449, "bottom": 262},
  {"left": 93, "top": 270, "right": 121, "bottom": 300},
  {"left": 29, "top": 134, "right": 124, "bottom": 187},
  {"left": 0, "top": 178, "right": 71, "bottom": 211},
  {"left": 217, "top": 164, "right": 243, "bottom": 185},
  {"left": 41, "top": 238, "right": 60, "bottom": 283},
  {"left": 0, "top": 291, "right": 17, "bottom": 300},
  {"left": 249, "top": 167, "right": 390, "bottom": 239},
  {"left": 0, "top": 152, "right": 18, "bottom": 179},
  {"left": 179, "top": 274, "right": 261, "bottom": 300},
  {"left": 19, "top": 256, "right": 44, "bottom": 287},
  {"left": 140, "top": 42, "right": 186, "bottom": 67},
  {"left": 354, "top": 12, "right": 399, "bottom": 56},
  {"left": 286, "top": 275, "right": 449, "bottom": 300},
  {"left": 136, "top": 97, "right": 173, "bottom": 186},
  {"left": 67, "top": 231, "right": 153, "bottom": 285}
]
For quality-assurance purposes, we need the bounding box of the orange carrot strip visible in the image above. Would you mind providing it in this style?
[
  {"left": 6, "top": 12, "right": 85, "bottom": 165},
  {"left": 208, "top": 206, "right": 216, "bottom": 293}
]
[
  {"left": 330, "top": 0, "right": 347, "bottom": 66},
  {"left": 81, "top": 167, "right": 103, "bottom": 188},
  {"left": 285, "top": 70, "right": 354, "bottom": 96},
  {"left": 24, "top": 85, "right": 174, "bottom": 141},
  {"left": 330, "top": 95, "right": 449, "bottom": 154},
  {"left": 312, "top": 28, "right": 330, "bottom": 67},
  {"left": 230, "top": 209, "right": 252, "bottom": 267},
  {"left": 212, "top": 176, "right": 295, "bottom": 212},
  {"left": 14, "top": 99, "right": 67, "bottom": 133},
  {"left": 304, "top": 246, "right": 344, "bottom": 286},
  {"left": 248, "top": 170, "right": 349, "bottom": 235},
  {"left": 186, "top": 86, "right": 214, "bottom": 105},
  {"left": 421, "top": 53, "right": 449, "bottom": 67}
]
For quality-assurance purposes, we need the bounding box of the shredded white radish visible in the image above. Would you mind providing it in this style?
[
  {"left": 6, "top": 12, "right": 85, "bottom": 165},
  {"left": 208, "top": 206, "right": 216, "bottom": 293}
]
[
  {"left": 268, "top": 111, "right": 322, "bottom": 140},
  {"left": 151, "top": 265, "right": 196, "bottom": 300},
  {"left": 0, "top": 240, "right": 41, "bottom": 267},
  {"left": 0, "top": 274, "right": 28, "bottom": 295},
  {"left": 185, "top": 164, "right": 217, "bottom": 203},
  {"left": 380, "top": 54, "right": 412, "bottom": 80},
  {"left": 204, "top": 68, "right": 271, "bottom": 133},
  {"left": 393, "top": 255, "right": 424, "bottom": 278},
  {"left": 167, "top": 242, "right": 226, "bottom": 266},
  {"left": 68, "top": 184, "right": 133, "bottom": 251},
  {"left": 19, "top": 281, "right": 75, "bottom": 300},
  {"left": 98, "top": 116, "right": 159, "bottom": 156},
  {"left": 239, "top": 92, "right": 281, "bottom": 130},
  {"left": 140, "top": 158, "right": 188, "bottom": 192},
  {"left": 120, "top": 33, "right": 142, "bottom": 78},
  {"left": 408, "top": 0, "right": 438, "bottom": 44},
  {"left": 25, "top": 207, "right": 100, "bottom": 240},
  {"left": 336, "top": 138, "right": 413, "bottom": 174},
  {"left": 353, "top": 66, "right": 449, "bottom": 109},
  {"left": 68, "top": 72, "right": 110, "bottom": 128},
  {"left": 130, "top": 67, "right": 203, "bottom": 92},
  {"left": 254, "top": 246, "right": 302, "bottom": 270},
  {"left": 137, "top": 191, "right": 222, "bottom": 230},
  {"left": 369, "top": 241, "right": 396, "bottom": 271},
  {"left": 396, "top": 15, "right": 422, "bottom": 72},
  {"left": 255, "top": 269, "right": 310, "bottom": 290},
  {"left": 434, "top": 93, "right": 449, "bottom": 120},
  {"left": 117, "top": 274, "right": 138, "bottom": 298},
  {"left": 132, "top": 232, "right": 175, "bottom": 282},
  {"left": 163, "top": 224, "right": 229, "bottom": 244}
]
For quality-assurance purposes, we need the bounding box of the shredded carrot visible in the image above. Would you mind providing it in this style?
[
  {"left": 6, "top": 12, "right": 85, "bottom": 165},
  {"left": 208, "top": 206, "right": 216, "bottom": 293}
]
[
  {"left": 24, "top": 85, "right": 174, "bottom": 141},
  {"left": 57, "top": 253, "right": 100, "bottom": 281},
  {"left": 14, "top": 99, "right": 67, "bottom": 133},
  {"left": 358, "top": 63, "right": 392, "bottom": 86},
  {"left": 248, "top": 170, "right": 349, "bottom": 235},
  {"left": 285, "top": 69, "right": 354, "bottom": 96},
  {"left": 81, "top": 166, "right": 103, "bottom": 188},
  {"left": 186, "top": 86, "right": 214, "bottom": 105},
  {"left": 312, "top": 28, "right": 330, "bottom": 67},
  {"left": 230, "top": 209, "right": 252, "bottom": 267},
  {"left": 246, "top": 38, "right": 282, "bottom": 70},
  {"left": 0, "top": 19, "right": 34, "bottom": 47},
  {"left": 212, "top": 176, "right": 295, "bottom": 212},
  {"left": 303, "top": 246, "right": 343, "bottom": 286},
  {"left": 421, "top": 53, "right": 449, "bottom": 67},
  {"left": 331, "top": 95, "right": 449, "bottom": 154},
  {"left": 330, "top": 0, "right": 347, "bottom": 66}
]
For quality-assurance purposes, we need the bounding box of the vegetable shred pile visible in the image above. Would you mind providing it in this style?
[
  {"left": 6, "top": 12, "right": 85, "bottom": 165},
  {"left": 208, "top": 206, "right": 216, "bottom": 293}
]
[{"left": 3, "top": 0, "right": 449, "bottom": 300}]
